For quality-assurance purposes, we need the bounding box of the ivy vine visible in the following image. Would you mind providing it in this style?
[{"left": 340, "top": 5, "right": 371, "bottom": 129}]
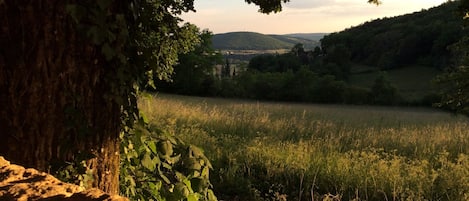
[
  {"left": 62, "top": 0, "right": 216, "bottom": 200},
  {"left": 120, "top": 116, "right": 217, "bottom": 201}
]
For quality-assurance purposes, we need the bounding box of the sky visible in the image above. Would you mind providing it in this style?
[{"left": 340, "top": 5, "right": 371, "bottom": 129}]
[{"left": 181, "top": 0, "right": 447, "bottom": 34}]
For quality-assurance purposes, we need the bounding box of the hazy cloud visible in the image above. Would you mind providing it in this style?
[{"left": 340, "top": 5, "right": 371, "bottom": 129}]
[
  {"left": 284, "top": 0, "right": 336, "bottom": 9},
  {"left": 182, "top": 0, "right": 446, "bottom": 34}
]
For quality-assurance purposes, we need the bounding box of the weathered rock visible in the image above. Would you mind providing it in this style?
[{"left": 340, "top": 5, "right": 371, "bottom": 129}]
[{"left": 0, "top": 156, "right": 128, "bottom": 201}]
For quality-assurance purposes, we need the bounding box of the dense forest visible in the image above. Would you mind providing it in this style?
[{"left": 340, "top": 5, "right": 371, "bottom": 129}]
[
  {"left": 321, "top": 1, "right": 468, "bottom": 70},
  {"left": 157, "top": 1, "right": 467, "bottom": 107}
]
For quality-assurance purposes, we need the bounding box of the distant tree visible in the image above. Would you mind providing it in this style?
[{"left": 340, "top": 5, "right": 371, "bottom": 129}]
[
  {"left": 157, "top": 30, "right": 223, "bottom": 95},
  {"left": 312, "top": 75, "right": 346, "bottom": 103},
  {"left": 434, "top": 2, "right": 469, "bottom": 115},
  {"left": 248, "top": 53, "right": 301, "bottom": 73},
  {"left": 291, "top": 43, "right": 305, "bottom": 56},
  {"left": 284, "top": 67, "right": 318, "bottom": 101},
  {"left": 435, "top": 36, "right": 469, "bottom": 115},
  {"left": 370, "top": 73, "right": 401, "bottom": 105},
  {"left": 223, "top": 58, "right": 231, "bottom": 78}
]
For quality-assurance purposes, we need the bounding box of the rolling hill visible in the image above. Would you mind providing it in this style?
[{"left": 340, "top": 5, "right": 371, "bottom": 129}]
[
  {"left": 284, "top": 33, "right": 328, "bottom": 41},
  {"left": 212, "top": 31, "right": 321, "bottom": 50}
]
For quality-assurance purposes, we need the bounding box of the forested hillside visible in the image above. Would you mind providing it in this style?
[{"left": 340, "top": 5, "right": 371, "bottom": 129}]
[
  {"left": 212, "top": 31, "right": 319, "bottom": 50},
  {"left": 321, "top": 1, "right": 467, "bottom": 69}
]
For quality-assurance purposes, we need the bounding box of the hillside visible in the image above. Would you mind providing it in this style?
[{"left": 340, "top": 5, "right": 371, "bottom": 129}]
[
  {"left": 321, "top": 1, "right": 467, "bottom": 70},
  {"left": 212, "top": 31, "right": 320, "bottom": 50},
  {"left": 284, "top": 33, "right": 328, "bottom": 41}
]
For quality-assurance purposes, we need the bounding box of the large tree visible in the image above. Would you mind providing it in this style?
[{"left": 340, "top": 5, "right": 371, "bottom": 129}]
[
  {"left": 0, "top": 0, "right": 199, "bottom": 194},
  {"left": 435, "top": 0, "right": 469, "bottom": 115},
  {"left": 0, "top": 0, "right": 295, "bottom": 195}
]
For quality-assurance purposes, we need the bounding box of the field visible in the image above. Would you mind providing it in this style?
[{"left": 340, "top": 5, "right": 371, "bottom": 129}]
[{"left": 139, "top": 93, "right": 469, "bottom": 201}]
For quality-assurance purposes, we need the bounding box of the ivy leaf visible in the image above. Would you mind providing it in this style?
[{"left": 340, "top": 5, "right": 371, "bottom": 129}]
[
  {"left": 147, "top": 141, "right": 158, "bottom": 154},
  {"left": 189, "top": 145, "right": 204, "bottom": 158},
  {"left": 201, "top": 166, "right": 210, "bottom": 178},
  {"left": 207, "top": 189, "right": 218, "bottom": 201},
  {"left": 148, "top": 181, "right": 162, "bottom": 192},
  {"left": 166, "top": 154, "right": 181, "bottom": 165},
  {"left": 187, "top": 194, "right": 199, "bottom": 201},
  {"left": 142, "top": 153, "right": 156, "bottom": 171},
  {"left": 158, "top": 168, "right": 171, "bottom": 184}
]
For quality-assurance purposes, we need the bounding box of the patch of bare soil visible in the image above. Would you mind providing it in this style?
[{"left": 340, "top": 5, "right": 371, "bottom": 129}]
[{"left": 0, "top": 156, "right": 127, "bottom": 201}]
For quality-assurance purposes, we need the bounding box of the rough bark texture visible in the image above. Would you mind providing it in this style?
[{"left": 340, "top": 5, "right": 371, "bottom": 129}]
[{"left": 0, "top": 1, "right": 121, "bottom": 194}]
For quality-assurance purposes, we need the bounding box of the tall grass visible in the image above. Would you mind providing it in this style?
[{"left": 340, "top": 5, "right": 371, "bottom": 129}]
[{"left": 139, "top": 93, "right": 469, "bottom": 201}]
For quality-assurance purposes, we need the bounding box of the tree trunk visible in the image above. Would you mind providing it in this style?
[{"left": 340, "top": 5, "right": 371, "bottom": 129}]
[{"left": 0, "top": 1, "right": 120, "bottom": 194}]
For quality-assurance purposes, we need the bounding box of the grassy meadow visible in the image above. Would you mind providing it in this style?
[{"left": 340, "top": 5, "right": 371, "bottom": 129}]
[{"left": 139, "top": 93, "right": 469, "bottom": 201}]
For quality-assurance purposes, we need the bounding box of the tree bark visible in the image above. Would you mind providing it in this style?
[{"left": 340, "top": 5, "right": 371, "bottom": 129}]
[{"left": 0, "top": 1, "right": 120, "bottom": 194}]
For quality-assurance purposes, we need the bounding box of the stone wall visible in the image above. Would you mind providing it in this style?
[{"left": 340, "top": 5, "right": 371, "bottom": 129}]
[{"left": 0, "top": 157, "right": 127, "bottom": 201}]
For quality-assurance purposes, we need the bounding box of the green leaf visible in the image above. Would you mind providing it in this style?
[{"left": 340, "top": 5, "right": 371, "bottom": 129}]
[
  {"left": 161, "top": 161, "right": 172, "bottom": 170},
  {"left": 148, "top": 181, "right": 162, "bottom": 192},
  {"left": 201, "top": 166, "right": 210, "bottom": 178},
  {"left": 146, "top": 141, "right": 157, "bottom": 154},
  {"left": 187, "top": 193, "right": 199, "bottom": 201},
  {"left": 158, "top": 170, "right": 171, "bottom": 184},
  {"left": 142, "top": 153, "right": 156, "bottom": 171},
  {"left": 207, "top": 189, "right": 218, "bottom": 201},
  {"left": 166, "top": 154, "right": 181, "bottom": 164},
  {"left": 189, "top": 145, "right": 204, "bottom": 158}
]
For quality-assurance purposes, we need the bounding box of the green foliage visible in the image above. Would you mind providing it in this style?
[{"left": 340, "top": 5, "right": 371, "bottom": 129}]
[
  {"left": 53, "top": 153, "right": 95, "bottom": 189},
  {"left": 65, "top": 0, "right": 201, "bottom": 132},
  {"left": 120, "top": 116, "right": 216, "bottom": 201},
  {"left": 435, "top": 66, "right": 469, "bottom": 115},
  {"left": 370, "top": 73, "right": 401, "bottom": 105},
  {"left": 156, "top": 30, "right": 223, "bottom": 96},
  {"left": 243, "top": 0, "right": 381, "bottom": 14},
  {"left": 64, "top": 1, "right": 218, "bottom": 200},
  {"left": 248, "top": 53, "right": 303, "bottom": 73},
  {"left": 244, "top": 0, "right": 288, "bottom": 13},
  {"left": 237, "top": 44, "right": 347, "bottom": 102},
  {"left": 435, "top": 35, "right": 469, "bottom": 115}
]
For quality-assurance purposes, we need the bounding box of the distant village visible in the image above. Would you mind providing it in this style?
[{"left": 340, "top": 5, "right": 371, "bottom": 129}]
[{"left": 213, "top": 49, "right": 290, "bottom": 79}]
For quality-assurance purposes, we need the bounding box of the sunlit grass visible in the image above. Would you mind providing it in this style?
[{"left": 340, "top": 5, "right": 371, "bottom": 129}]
[{"left": 140, "top": 93, "right": 469, "bottom": 201}]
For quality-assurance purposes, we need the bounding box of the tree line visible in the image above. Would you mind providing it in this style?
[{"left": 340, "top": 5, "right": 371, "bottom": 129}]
[{"left": 158, "top": 41, "right": 404, "bottom": 105}]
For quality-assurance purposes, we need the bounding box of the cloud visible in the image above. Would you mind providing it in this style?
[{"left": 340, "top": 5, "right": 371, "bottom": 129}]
[
  {"left": 182, "top": 0, "right": 446, "bottom": 34},
  {"left": 284, "top": 0, "right": 336, "bottom": 9}
]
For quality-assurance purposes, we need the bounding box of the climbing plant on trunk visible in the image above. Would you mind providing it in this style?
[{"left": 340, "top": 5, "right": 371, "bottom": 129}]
[{"left": 0, "top": 0, "right": 198, "bottom": 194}]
